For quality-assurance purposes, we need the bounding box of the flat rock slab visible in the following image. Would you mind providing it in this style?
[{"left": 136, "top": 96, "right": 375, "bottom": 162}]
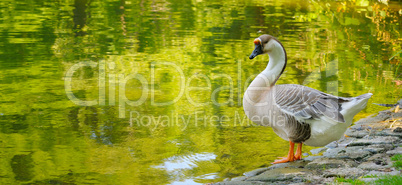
[
  {"left": 357, "top": 161, "right": 391, "bottom": 171},
  {"left": 242, "top": 160, "right": 309, "bottom": 177},
  {"left": 345, "top": 129, "right": 370, "bottom": 138},
  {"left": 354, "top": 114, "right": 387, "bottom": 125},
  {"left": 267, "top": 160, "right": 309, "bottom": 170},
  {"left": 354, "top": 110, "right": 401, "bottom": 125},
  {"left": 365, "top": 170, "right": 401, "bottom": 177},
  {"left": 303, "top": 155, "right": 325, "bottom": 161},
  {"left": 349, "top": 136, "right": 400, "bottom": 146},
  {"left": 375, "top": 129, "right": 402, "bottom": 138},
  {"left": 367, "top": 153, "right": 393, "bottom": 165},
  {"left": 386, "top": 146, "right": 402, "bottom": 155},
  {"left": 246, "top": 167, "right": 313, "bottom": 182},
  {"left": 325, "top": 137, "right": 356, "bottom": 148},
  {"left": 310, "top": 147, "right": 327, "bottom": 155},
  {"left": 346, "top": 127, "right": 402, "bottom": 138},
  {"left": 243, "top": 168, "right": 269, "bottom": 177},
  {"left": 360, "top": 178, "right": 379, "bottom": 183},
  {"left": 323, "top": 167, "right": 366, "bottom": 178},
  {"left": 305, "top": 158, "right": 357, "bottom": 170},
  {"left": 362, "top": 145, "right": 387, "bottom": 154},
  {"left": 323, "top": 146, "right": 372, "bottom": 160},
  {"left": 213, "top": 181, "right": 269, "bottom": 185},
  {"left": 230, "top": 176, "right": 248, "bottom": 181}
]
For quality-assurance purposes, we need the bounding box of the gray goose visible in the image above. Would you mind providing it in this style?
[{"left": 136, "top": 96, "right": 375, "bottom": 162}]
[{"left": 243, "top": 34, "right": 372, "bottom": 163}]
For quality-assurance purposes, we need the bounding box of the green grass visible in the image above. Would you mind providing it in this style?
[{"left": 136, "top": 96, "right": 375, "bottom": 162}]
[
  {"left": 362, "top": 174, "right": 378, "bottom": 178},
  {"left": 374, "top": 175, "right": 402, "bottom": 185},
  {"left": 335, "top": 177, "right": 365, "bottom": 185},
  {"left": 391, "top": 154, "right": 402, "bottom": 169}
]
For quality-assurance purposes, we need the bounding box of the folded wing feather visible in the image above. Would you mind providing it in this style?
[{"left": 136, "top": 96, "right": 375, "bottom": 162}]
[{"left": 274, "top": 84, "right": 350, "bottom": 123}]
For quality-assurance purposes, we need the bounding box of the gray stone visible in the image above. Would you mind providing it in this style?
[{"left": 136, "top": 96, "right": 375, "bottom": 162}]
[
  {"left": 344, "top": 129, "right": 369, "bottom": 138},
  {"left": 354, "top": 114, "right": 385, "bottom": 125},
  {"left": 303, "top": 155, "right": 325, "bottom": 161},
  {"left": 310, "top": 147, "right": 327, "bottom": 155},
  {"left": 360, "top": 178, "right": 378, "bottom": 183},
  {"left": 367, "top": 144, "right": 396, "bottom": 152},
  {"left": 386, "top": 146, "right": 402, "bottom": 155},
  {"left": 246, "top": 167, "right": 313, "bottom": 182},
  {"left": 375, "top": 129, "right": 402, "bottom": 138},
  {"left": 325, "top": 137, "right": 356, "bottom": 148},
  {"left": 323, "top": 146, "right": 372, "bottom": 160},
  {"left": 357, "top": 161, "right": 391, "bottom": 170},
  {"left": 362, "top": 146, "right": 386, "bottom": 154},
  {"left": 305, "top": 158, "right": 357, "bottom": 170},
  {"left": 367, "top": 153, "right": 392, "bottom": 163},
  {"left": 303, "top": 174, "right": 334, "bottom": 184},
  {"left": 345, "top": 125, "right": 373, "bottom": 138},
  {"left": 213, "top": 181, "right": 269, "bottom": 185},
  {"left": 349, "top": 136, "right": 400, "bottom": 146},
  {"left": 267, "top": 160, "right": 309, "bottom": 170},
  {"left": 323, "top": 167, "right": 366, "bottom": 178},
  {"left": 309, "top": 175, "right": 338, "bottom": 184},
  {"left": 243, "top": 167, "right": 269, "bottom": 177},
  {"left": 365, "top": 169, "right": 401, "bottom": 176},
  {"left": 230, "top": 176, "right": 248, "bottom": 181},
  {"left": 354, "top": 109, "right": 402, "bottom": 126}
]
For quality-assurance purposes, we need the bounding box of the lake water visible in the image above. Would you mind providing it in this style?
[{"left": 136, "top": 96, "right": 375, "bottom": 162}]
[{"left": 0, "top": 0, "right": 401, "bottom": 184}]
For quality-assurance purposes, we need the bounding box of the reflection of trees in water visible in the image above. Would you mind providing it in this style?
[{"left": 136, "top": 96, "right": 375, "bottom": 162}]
[
  {"left": 11, "top": 153, "right": 34, "bottom": 181},
  {"left": 67, "top": 106, "right": 126, "bottom": 146},
  {"left": 73, "top": 0, "right": 89, "bottom": 37}
]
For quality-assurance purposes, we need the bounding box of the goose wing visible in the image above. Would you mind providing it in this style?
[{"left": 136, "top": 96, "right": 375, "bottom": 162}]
[{"left": 274, "top": 84, "right": 349, "bottom": 123}]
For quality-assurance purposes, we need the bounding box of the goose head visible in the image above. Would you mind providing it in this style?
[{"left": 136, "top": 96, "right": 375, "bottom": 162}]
[
  {"left": 249, "top": 34, "right": 281, "bottom": 59},
  {"left": 247, "top": 35, "right": 287, "bottom": 86}
]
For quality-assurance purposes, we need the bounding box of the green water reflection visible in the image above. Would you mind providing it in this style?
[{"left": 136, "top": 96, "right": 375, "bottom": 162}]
[{"left": 0, "top": 0, "right": 401, "bottom": 184}]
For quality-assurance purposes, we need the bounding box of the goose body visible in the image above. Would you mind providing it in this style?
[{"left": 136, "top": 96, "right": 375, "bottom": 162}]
[{"left": 244, "top": 35, "right": 372, "bottom": 163}]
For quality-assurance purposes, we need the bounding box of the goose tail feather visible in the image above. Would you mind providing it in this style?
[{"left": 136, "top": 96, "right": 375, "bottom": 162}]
[{"left": 340, "top": 93, "right": 372, "bottom": 121}]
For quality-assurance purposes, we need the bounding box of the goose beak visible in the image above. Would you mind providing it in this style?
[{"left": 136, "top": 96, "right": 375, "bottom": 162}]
[{"left": 249, "top": 44, "right": 263, "bottom": 59}]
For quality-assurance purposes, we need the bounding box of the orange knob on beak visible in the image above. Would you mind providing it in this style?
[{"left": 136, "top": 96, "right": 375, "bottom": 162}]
[{"left": 250, "top": 39, "right": 263, "bottom": 59}]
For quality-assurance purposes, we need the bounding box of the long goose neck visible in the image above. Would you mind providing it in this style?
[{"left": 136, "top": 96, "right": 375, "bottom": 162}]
[
  {"left": 261, "top": 40, "right": 287, "bottom": 87},
  {"left": 244, "top": 40, "right": 287, "bottom": 105}
]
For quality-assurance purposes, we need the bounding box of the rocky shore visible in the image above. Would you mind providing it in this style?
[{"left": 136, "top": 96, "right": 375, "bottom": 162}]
[{"left": 214, "top": 108, "right": 402, "bottom": 185}]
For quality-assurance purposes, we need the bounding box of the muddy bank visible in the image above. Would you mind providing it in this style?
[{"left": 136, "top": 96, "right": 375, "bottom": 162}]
[{"left": 214, "top": 108, "right": 402, "bottom": 185}]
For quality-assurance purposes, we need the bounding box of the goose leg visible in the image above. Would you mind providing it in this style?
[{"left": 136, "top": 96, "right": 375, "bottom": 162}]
[
  {"left": 294, "top": 143, "right": 303, "bottom": 160},
  {"left": 272, "top": 141, "right": 295, "bottom": 164}
]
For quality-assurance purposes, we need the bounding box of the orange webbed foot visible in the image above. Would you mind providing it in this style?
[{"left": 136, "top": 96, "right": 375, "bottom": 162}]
[
  {"left": 294, "top": 153, "right": 302, "bottom": 160},
  {"left": 272, "top": 141, "right": 296, "bottom": 164},
  {"left": 272, "top": 155, "right": 295, "bottom": 164}
]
